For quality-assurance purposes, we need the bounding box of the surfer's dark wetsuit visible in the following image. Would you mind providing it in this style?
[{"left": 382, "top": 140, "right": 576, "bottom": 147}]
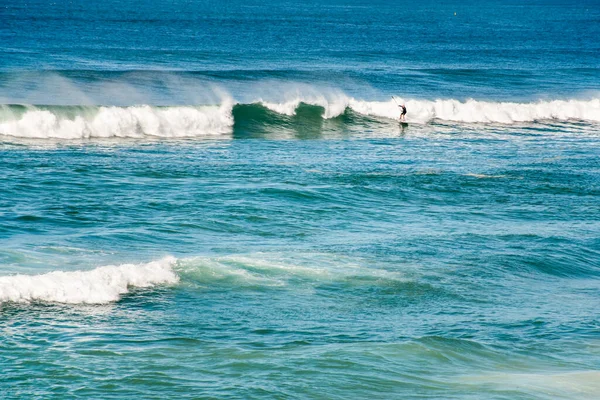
[{"left": 400, "top": 105, "right": 407, "bottom": 120}]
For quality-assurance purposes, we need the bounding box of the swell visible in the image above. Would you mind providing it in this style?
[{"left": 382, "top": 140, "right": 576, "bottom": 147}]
[{"left": 1, "top": 97, "right": 599, "bottom": 139}]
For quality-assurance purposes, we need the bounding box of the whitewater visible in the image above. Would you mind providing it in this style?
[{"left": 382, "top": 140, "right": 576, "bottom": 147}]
[
  {"left": 0, "top": 257, "right": 179, "bottom": 304},
  {"left": 1, "top": 97, "right": 599, "bottom": 139}
]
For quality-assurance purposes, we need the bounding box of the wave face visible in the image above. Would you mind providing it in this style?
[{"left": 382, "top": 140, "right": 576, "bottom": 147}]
[
  {"left": 0, "top": 257, "right": 179, "bottom": 304},
  {"left": 1, "top": 97, "right": 599, "bottom": 139}
]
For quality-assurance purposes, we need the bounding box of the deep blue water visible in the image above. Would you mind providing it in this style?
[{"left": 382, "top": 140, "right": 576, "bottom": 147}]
[{"left": 1, "top": 0, "right": 600, "bottom": 399}]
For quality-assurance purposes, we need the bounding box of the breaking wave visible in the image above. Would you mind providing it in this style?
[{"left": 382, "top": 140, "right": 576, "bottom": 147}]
[
  {"left": 0, "top": 257, "right": 179, "bottom": 304},
  {"left": 0, "top": 103, "right": 234, "bottom": 139},
  {"left": 1, "top": 97, "right": 599, "bottom": 139},
  {"left": 0, "top": 254, "right": 416, "bottom": 305},
  {"left": 349, "top": 98, "right": 600, "bottom": 124}
]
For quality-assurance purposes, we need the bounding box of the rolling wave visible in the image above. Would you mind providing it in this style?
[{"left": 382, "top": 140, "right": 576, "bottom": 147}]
[
  {"left": 0, "top": 255, "right": 409, "bottom": 305},
  {"left": 0, "top": 257, "right": 179, "bottom": 304},
  {"left": 0, "top": 103, "right": 233, "bottom": 139},
  {"left": 1, "top": 97, "right": 599, "bottom": 139}
]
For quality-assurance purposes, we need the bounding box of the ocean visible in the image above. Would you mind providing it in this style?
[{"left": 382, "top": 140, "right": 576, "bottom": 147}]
[{"left": 1, "top": 0, "right": 600, "bottom": 398}]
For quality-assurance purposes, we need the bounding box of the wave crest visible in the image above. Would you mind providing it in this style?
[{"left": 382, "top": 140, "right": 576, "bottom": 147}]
[
  {"left": 0, "top": 257, "right": 179, "bottom": 304},
  {"left": 349, "top": 98, "right": 600, "bottom": 124},
  {"left": 1, "top": 97, "right": 599, "bottom": 139},
  {"left": 0, "top": 104, "right": 233, "bottom": 139}
]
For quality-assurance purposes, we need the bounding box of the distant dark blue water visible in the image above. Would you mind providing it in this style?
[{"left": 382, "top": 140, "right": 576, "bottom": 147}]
[{"left": 1, "top": 1, "right": 600, "bottom": 399}]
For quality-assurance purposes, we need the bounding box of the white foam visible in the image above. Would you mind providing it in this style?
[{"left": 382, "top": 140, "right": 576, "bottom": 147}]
[
  {"left": 348, "top": 98, "right": 600, "bottom": 124},
  {"left": 260, "top": 99, "right": 302, "bottom": 116},
  {"left": 0, "top": 104, "right": 234, "bottom": 139},
  {"left": 259, "top": 93, "right": 349, "bottom": 119},
  {"left": 0, "top": 257, "right": 179, "bottom": 304}
]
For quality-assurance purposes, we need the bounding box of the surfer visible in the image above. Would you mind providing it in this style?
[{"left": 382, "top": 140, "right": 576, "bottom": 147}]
[
  {"left": 399, "top": 104, "right": 407, "bottom": 121},
  {"left": 391, "top": 96, "right": 407, "bottom": 122}
]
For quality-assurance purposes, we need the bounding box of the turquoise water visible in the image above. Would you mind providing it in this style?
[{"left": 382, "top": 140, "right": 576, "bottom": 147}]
[{"left": 2, "top": 0, "right": 600, "bottom": 398}]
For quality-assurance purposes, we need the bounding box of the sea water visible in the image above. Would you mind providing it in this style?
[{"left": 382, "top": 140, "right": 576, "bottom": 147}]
[{"left": 1, "top": 0, "right": 599, "bottom": 398}]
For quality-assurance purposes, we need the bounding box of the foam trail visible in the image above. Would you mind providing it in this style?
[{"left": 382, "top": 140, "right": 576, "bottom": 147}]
[
  {"left": 461, "top": 371, "right": 600, "bottom": 399},
  {"left": 178, "top": 254, "right": 406, "bottom": 288},
  {"left": 0, "top": 104, "right": 234, "bottom": 139},
  {"left": 0, "top": 257, "right": 179, "bottom": 304}
]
